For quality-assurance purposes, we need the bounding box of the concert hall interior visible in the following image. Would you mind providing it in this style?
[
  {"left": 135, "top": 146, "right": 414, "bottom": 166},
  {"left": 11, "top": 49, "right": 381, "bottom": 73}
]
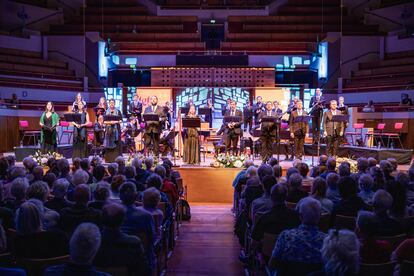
[{"left": 0, "top": 0, "right": 414, "bottom": 275}]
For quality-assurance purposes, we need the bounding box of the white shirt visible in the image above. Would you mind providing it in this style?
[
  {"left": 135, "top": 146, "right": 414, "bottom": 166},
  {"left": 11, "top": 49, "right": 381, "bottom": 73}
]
[
  {"left": 231, "top": 110, "right": 235, "bottom": 116},
  {"left": 297, "top": 109, "right": 303, "bottom": 116},
  {"left": 152, "top": 105, "right": 157, "bottom": 112},
  {"left": 267, "top": 111, "right": 272, "bottom": 116},
  {"left": 332, "top": 110, "right": 337, "bottom": 116}
]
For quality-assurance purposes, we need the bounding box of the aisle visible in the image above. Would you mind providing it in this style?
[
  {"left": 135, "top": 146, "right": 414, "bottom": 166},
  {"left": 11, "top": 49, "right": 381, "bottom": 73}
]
[{"left": 166, "top": 204, "right": 244, "bottom": 276}]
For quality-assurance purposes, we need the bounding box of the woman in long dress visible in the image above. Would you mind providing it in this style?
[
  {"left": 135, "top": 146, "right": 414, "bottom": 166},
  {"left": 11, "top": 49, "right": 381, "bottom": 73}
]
[
  {"left": 72, "top": 101, "right": 90, "bottom": 159},
  {"left": 183, "top": 104, "right": 200, "bottom": 165},
  {"left": 39, "top": 101, "right": 59, "bottom": 153},
  {"left": 72, "top": 92, "right": 87, "bottom": 112},
  {"left": 104, "top": 98, "right": 123, "bottom": 162}
]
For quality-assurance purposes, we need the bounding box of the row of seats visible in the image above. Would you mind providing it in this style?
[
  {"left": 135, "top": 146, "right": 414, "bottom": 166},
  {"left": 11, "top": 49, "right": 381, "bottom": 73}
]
[
  {"left": 344, "top": 50, "right": 414, "bottom": 91},
  {"left": 158, "top": 0, "right": 272, "bottom": 9}
]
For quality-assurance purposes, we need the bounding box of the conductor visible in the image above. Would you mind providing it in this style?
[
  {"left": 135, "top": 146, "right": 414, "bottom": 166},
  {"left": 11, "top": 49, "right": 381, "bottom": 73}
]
[{"left": 143, "top": 95, "right": 166, "bottom": 157}]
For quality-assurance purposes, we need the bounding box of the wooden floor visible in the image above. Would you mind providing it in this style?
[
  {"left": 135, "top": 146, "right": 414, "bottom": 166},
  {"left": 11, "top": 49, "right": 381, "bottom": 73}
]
[{"left": 166, "top": 204, "right": 243, "bottom": 276}]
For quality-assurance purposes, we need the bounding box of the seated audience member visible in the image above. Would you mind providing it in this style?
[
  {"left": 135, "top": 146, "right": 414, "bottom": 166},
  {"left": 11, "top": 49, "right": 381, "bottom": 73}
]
[
  {"left": 15, "top": 201, "right": 68, "bottom": 258},
  {"left": 43, "top": 172, "right": 57, "bottom": 189},
  {"left": 298, "top": 163, "right": 313, "bottom": 188},
  {"left": 154, "top": 165, "right": 178, "bottom": 206},
  {"left": 333, "top": 176, "right": 369, "bottom": 217},
  {"left": 407, "top": 166, "right": 414, "bottom": 206},
  {"left": 338, "top": 162, "right": 351, "bottom": 178},
  {"left": 94, "top": 203, "right": 150, "bottom": 275},
  {"left": 2, "top": 166, "right": 26, "bottom": 199},
  {"left": 80, "top": 158, "right": 93, "bottom": 184},
  {"left": 45, "top": 178, "right": 72, "bottom": 212},
  {"left": 119, "top": 182, "right": 156, "bottom": 268},
  {"left": 114, "top": 156, "right": 126, "bottom": 175},
  {"left": 258, "top": 164, "right": 274, "bottom": 182},
  {"left": 103, "top": 163, "right": 118, "bottom": 184},
  {"left": 67, "top": 169, "right": 90, "bottom": 202},
  {"left": 0, "top": 157, "right": 8, "bottom": 181},
  {"left": 57, "top": 158, "right": 72, "bottom": 183},
  {"left": 392, "top": 238, "right": 414, "bottom": 263},
  {"left": 251, "top": 184, "right": 300, "bottom": 243},
  {"left": 268, "top": 197, "right": 326, "bottom": 272},
  {"left": 387, "top": 172, "right": 409, "bottom": 218},
  {"left": 110, "top": 174, "right": 126, "bottom": 200},
  {"left": 72, "top": 158, "right": 81, "bottom": 172},
  {"left": 351, "top": 157, "right": 369, "bottom": 183},
  {"left": 141, "top": 187, "right": 164, "bottom": 241},
  {"left": 144, "top": 157, "right": 154, "bottom": 174},
  {"left": 367, "top": 157, "right": 377, "bottom": 169},
  {"left": 320, "top": 158, "right": 336, "bottom": 179},
  {"left": 241, "top": 176, "right": 263, "bottom": 211},
  {"left": 370, "top": 166, "right": 386, "bottom": 191},
  {"left": 387, "top": 157, "right": 399, "bottom": 177},
  {"left": 267, "top": 157, "right": 278, "bottom": 167},
  {"left": 251, "top": 175, "right": 277, "bottom": 217},
  {"left": 358, "top": 174, "right": 375, "bottom": 205},
  {"left": 44, "top": 223, "right": 109, "bottom": 276},
  {"left": 146, "top": 174, "right": 173, "bottom": 219},
  {"left": 132, "top": 158, "right": 151, "bottom": 186},
  {"left": 356, "top": 211, "right": 392, "bottom": 263},
  {"left": 380, "top": 160, "right": 395, "bottom": 184},
  {"left": 5, "top": 177, "right": 29, "bottom": 211},
  {"left": 89, "top": 182, "right": 110, "bottom": 210},
  {"left": 372, "top": 189, "right": 404, "bottom": 236},
  {"left": 285, "top": 167, "right": 299, "bottom": 182},
  {"left": 22, "top": 157, "right": 37, "bottom": 177},
  {"left": 162, "top": 158, "right": 181, "bottom": 182},
  {"left": 60, "top": 184, "right": 101, "bottom": 233},
  {"left": 124, "top": 165, "right": 137, "bottom": 185},
  {"left": 30, "top": 166, "right": 44, "bottom": 184},
  {"left": 319, "top": 229, "right": 360, "bottom": 276},
  {"left": 272, "top": 164, "right": 284, "bottom": 182},
  {"left": 92, "top": 164, "right": 106, "bottom": 184},
  {"left": 286, "top": 173, "right": 308, "bottom": 203},
  {"left": 311, "top": 177, "right": 333, "bottom": 214}
]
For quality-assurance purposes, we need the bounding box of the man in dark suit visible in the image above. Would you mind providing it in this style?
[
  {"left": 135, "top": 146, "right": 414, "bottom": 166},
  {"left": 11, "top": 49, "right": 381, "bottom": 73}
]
[
  {"left": 253, "top": 96, "right": 265, "bottom": 125},
  {"left": 289, "top": 100, "right": 309, "bottom": 159},
  {"left": 309, "top": 88, "right": 325, "bottom": 144},
  {"left": 223, "top": 100, "right": 243, "bottom": 155},
  {"left": 258, "top": 101, "right": 278, "bottom": 162},
  {"left": 272, "top": 101, "right": 283, "bottom": 117},
  {"left": 243, "top": 99, "right": 254, "bottom": 133},
  {"left": 143, "top": 95, "right": 166, "bottom": 157},
  {"left": 338, "top": 96, "right": 349, "bottom": 144},
  {"left": 221, "top": 97, "right": 232, "bottom": 116},
  {"left": 323, "top": 100, "right": 344, "bottom": 157},
  {"left": 129, "top": 94, "right": 143, "bottom": 123}
]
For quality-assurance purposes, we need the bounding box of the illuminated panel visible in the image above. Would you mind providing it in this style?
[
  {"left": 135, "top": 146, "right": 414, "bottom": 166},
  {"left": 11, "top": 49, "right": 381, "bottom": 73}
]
[
  {"left": 98, "top": 41, "right": 109, "bottom": 78},
  {"left": 318, "top": 42, "right": 328, "bottom": 80}
]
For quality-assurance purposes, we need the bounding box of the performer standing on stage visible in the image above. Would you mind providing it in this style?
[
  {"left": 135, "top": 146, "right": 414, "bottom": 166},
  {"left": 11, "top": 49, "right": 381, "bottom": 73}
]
[
  {"left": 273, "top": 100, "right": 283, "bottom": 117},
  {"left": 95, "top": 97, "right": 107, "bottom": 118},
  {"left": 222, "top": 97, "right": 232, "bottom": 116},
  {"left": 104, "top": 99, "right": 123, "bottom": 161},
  {"left": 72, "top": 101, "right": 90, "bottom": 159},
  {"left": 253, "top": 96, "right": 264, "bottom": 125},
  {"left": 243, "top": 99, "right": 253, "bottom": 133},
  {"left": 143, "top": 95, "right": 166, "bottom": 157},
  {"left": 323, "top": 100, "right": 343, "bottom": 157},
  {"left": 338, "top": 96, "right": 349, "bottom": 144},
  {"left": 224, "top": 100, "right": 243, "bottom": 155},
  {"left": 72, "top": 93, "right": 87, "bottom": 112},
  {"left": 129, "top": 94, "right": 143, "bottom": 123},
  {"left": 93, "top": 115, "right": 105, "bottom": 147},
  {"left": 289, "top": 100, "right": 309, "bottom": 159},
  {"left": 287, "top": 96, "right": 299, "bottom": 115},
  {"left": 204, "top": 99, "right": 214, "bottom": 128},
  {"left": 259, "top": 101, "right": 277, "bottom": 162},
  {"left": 163, "top": 101, "right": 173, "bottom": 128},
  {"left": 183, "top": 105, "right": 200, "bottom": 165},
  {"left": 39, "top": 101, "right": 59, "bottom": 153},
  {"left": 309, "top": 88, "right": 325, "bottom": 144}
]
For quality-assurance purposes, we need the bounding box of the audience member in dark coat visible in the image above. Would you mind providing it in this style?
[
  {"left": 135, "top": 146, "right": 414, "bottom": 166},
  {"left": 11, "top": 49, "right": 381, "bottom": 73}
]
[
  {"left": 88, "top": 182, "right": 111, "bottom": 211},
  {"left": 333, "top": 176, "right": 369, "bottom": 217},
  {"left": 319, "top": 158, "right": 337, "bottom": 179},
  {"left": 45, "top": 178, "right": 73, "bottom": 212},
  {"left": 372, "top": 190, "right": 404, "bottom": 236},
  {"left": 286, "top": 173, "right": 308, "bottom": 203}
]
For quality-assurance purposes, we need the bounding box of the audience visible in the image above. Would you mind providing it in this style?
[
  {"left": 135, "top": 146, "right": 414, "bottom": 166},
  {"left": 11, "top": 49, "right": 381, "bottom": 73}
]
[
  {"left": 286, "top": 173, "right": 308, "bottom": 203},
  {"left": 351, "top": 157, "right": 369, "bottom": 183},
  {"left": 357, "top": 174, "right": 375, "bottom": 205},
  {"left": 320, "top": 158, "right": 336, "bottom": 179},
  {"left": 141, "top": 187, "right": 164, "bottom": 240},
  {"left": 325, "top": 173, "right": 341, "bottom": 204},
  {"left": 333, "top": 176, "right": 369, "bottom": 217},
  {"left": 45, "top": 178, "right": 72, "bottom": 212},
  {"left": 372, "top": 189, "right": 404, "bottom": 236},
  {"left": 89, "top": 181, "right": 111, "bottom": 210},
  {"left": 311, "top": 177, "right": 333, "bottom": 214},
  {"left": 251, "top": 175, "right": 277, "bottom": 217}
]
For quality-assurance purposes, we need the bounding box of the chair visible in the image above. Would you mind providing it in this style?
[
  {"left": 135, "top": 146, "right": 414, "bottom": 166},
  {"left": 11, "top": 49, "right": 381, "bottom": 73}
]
[
  {"left": 346, "top": 123, "right": 364, "bottom": 146},
  {"left": 400, "top": 260, "right": 414, "bottom": 276},
  {"left": 286, "top": 202, "right": 296, "bottom": 210},
  {"left": 95, "top": 266, "right": 128, "bottom": 276},
  {"left": 261, "top": 233, "right": 278, "bottom": 261},
  {"left": 375, "top": 234, "right": 407, "bottom": 250},
  {"left": 333, "top": 215, "right": 356, "bottom": 231},
  {"left": 385, "top": 122, "right": 404, "bottom": 149},
  {"left": 319, "top": 213, "right": 331, "bottom": 233},
  {"left": 16, "top": 255, "right": 70, "bottom": 276},
  {"left": 365, "top": 122, "right": 385, "bottom": 148},
  {"left": 19, "top": 120, "right": 40, "bottom": 146},
  {"left": 359, "top": 261, "right": 396, "bottom": 276},
  {"left": 58, "top": 121, "right": 73, "bottom": 144},
  {"left": 0, "top": 252, "right": 12, "bottom": 265}
]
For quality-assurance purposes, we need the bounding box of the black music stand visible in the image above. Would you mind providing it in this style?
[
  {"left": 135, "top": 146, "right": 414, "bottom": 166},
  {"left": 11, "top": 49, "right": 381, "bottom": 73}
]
[
  {"left": 103, "top": 115, "right": 121, "bottom": 122},
  {"left": 93, "top": 107, "right": 106, "bottom": 117},
  {"left": 143, "top": 113, "right": 160, "bottom": 124},
  {"left": 224, "top": 116, "right": 242, "bottom": 124},
  {"left": 198, "top": 107, "right": 210, "bottom": 116},
  {"left": 182, "top": 117, "right": 201, "bottom": 128},
  {"left": 293, "top": 115, "right": 311, "bottom": 162},
  {"left": 64, "top": 113, "right": 82, "bottom": 124}
]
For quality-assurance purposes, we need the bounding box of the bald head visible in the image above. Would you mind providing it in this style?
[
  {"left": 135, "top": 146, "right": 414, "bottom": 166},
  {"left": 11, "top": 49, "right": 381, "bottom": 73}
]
[{"left": 74, "top": 184, "right": 90, "bottom": 205}]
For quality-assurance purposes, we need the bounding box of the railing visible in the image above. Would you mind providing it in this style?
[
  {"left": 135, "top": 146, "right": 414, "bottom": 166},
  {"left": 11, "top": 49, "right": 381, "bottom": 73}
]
[
  {"left": 55, "top": 0, "right": 77, "bottom": 14},
  {"left": 9, "top": 10, "right": 63, "bottom": 34},
  {"left": 365, "top": 10, "right": 404, "bottom": 27}
]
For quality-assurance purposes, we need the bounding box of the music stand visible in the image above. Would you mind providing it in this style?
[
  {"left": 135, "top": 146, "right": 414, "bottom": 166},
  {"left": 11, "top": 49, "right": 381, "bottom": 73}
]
[
  {"left": 182, "top": 117, "right": 201, "bottom": 128},
  {"left": 64, "top": 113, "right": 82, "bottom": 124},
  {"left": 143, "top": 113, "right": 160, "bottom": 124},
  {"left": 103, "top": 115, "right": 121, "bottom": 122},
  {"left": 224, "top": 116, "right": 242, "bottom": 124},
  {"left": 198, "top": 107, "right": 211, "bottom": 116},
  {"left": 93, "top": 107, "right": 106, "bottom": 116}
]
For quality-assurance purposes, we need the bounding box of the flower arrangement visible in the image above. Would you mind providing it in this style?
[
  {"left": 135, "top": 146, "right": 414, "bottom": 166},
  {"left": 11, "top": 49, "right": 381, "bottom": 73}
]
[
  {"left": 335, "top": 157, "right": 358, "bottom": 173},
  {"left": 30, "top": 150, "right": 62, "bottom": 167},
  {"left": 126, "top": 153, "right": 159, "bottom": 169},
  {"left": 211, "top": 153, "right": 246, "bottom": 168}
]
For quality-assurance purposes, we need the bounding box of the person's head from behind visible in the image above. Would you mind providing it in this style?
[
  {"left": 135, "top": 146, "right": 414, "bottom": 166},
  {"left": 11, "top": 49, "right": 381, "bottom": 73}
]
[
  {"left": 43, "top": 210, "right": 60, "bottom": 231},
  {"left": 119, "top": 182, "right": 138, "bottom": 205},
  {"left": 107, "top": 163, "right": 118, "bottom": 177},
  {"left": 111, "top": 175, "right": 126, "bottom": 195},
  {"left": 319, "top": 155, "right": 328, "bottom": 166},
  {"left": 272, "top": 165, "right": 282, "bottom": 178},
  {"left": 154, "top": 165, "right": 166, "bottom": 180},
  {"left": 380, "top": 160, "right": 393, "bottom": 177},
  {"left": 144, "top": 157, "right": 154, "bottom": 171},
  {"left": 387, "top": 158, "right": 398, "bottom": 172},
  {"left": 258, "top": 164, "right": 273, "bottom": 182},
  {"left": 356, "top": 158, "right": 369, "bottom": 173},
  {"left": 359, "top": 174, "right": 373, "bottom": 192},
  {"left": 322, "top": 229, "right": 360, "bottom": 275},
  {"left": 288, "top": 173, "right": 302, "bottom": 191},
  {"left": 102, "top": 203, "right": 126, "bottom": 229},
  {"left": 267, "top": 157, "right": 278, "bottom": 167},
  {"left": 298, "top": 163, "right": 309, "bottom": 178},
  {"left": 372, "top": 189, "right": 393, "bottom": 214},
  {"left": 9, "top": 166, "right": 26, "bottom": 181},
  {"left": 70, "top": 223, "right": 101, "bottom": 265},
  {"left": 16, "top": 201, "right": 41, "bottom": 235},
  {"left": 23, "top": 157, "right": 36, "bottom": 173},
  {"left": 72, "top": 158, "right": 81, "bottom": 171},
  {"left": 298, "top": 197, "right": 321, "bottom": 225},
  {"left": 32, "top": 166, "right": 44, "bottom": 181},
  {"left": 52, "top": 178, "right": 69, "bottom": 199},
  {"left": 262, "top": 175, "right": 277, "bottom": 196},
  {"left": 246, "top": 176, "right": 260, "bottom": 187},
  {"left": 244, "top": 159, "right": 254, "bottom": 169},
  {"left": 338, "top": 176, "right": 357, "bottom": 199},
  {"left": 367, "top": 157, "right": 377, "bottom": 169},
  {"left": 131, "top": 158, "right": 142, "bottom": 170},
  {"left": 43, "top": 172, "right": 57, "bottom": 189},
  {"left": 146, "top": 174, "right": 163, "bottom": 190},
  {"left": 356, "top": 210, "right": 376, "bottom": 239},
  {"left": 286, "top": 167, "right": 300, "bottom": 182},
  {"left": 245, "top": 166, "right": 257, "bottom": 179},
  {"left": 73, "top": 184, "right": 90, "bottom": 206},
  {"left": 311, "top": 177, "right": 327, "bottom": 198},
  {"left": 270, "top": 184, "right": 287, "bottom": 206},
  {"left": 93, "top": 165, "right": 106, "bottom": 182},
  {"left": 115, "top": 156, "right": 125, "bottom": 172},
  {"left": 11, "top": 177, "right": 29, "bottom": 201},
  {"left": 94, "top": 181, "right": 110, "bottom": 202},
  {"left": 124, "top": 166, "right": 136, "bottom": 179},
  {"left": 57, "top": 158, "right": 70, "bottom": 175},
  {"left": 80, "top": 158, "right": 90, "bottom": 172},
  {"left": 143, "top": 187, "right": 161, "bottom": 209},
  {"left": 338, "top": 162, "right": 351, "bottom": 177},
  {"left": 27, "top": 181, "right": 49, "bottom": 202},
  {"left": 326, "top": 157, "right": 336, "bottom": 171},
  {"left": 0, "top": 157, "right": 9, "bottom": 178},
  {"left": 72, "top": 169, "right": 89, "bottom": 186}
]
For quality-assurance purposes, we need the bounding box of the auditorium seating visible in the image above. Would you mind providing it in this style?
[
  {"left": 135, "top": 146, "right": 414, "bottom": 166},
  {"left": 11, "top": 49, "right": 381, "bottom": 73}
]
[
  {"left": 344, "top": 50, "right": 414, "bottom": 92},
  {"left": 157, "top": 0, "right": 272, "bottom": 9},
  {"left": 0, "top": 47, "right": 84, "bottom": 91}
]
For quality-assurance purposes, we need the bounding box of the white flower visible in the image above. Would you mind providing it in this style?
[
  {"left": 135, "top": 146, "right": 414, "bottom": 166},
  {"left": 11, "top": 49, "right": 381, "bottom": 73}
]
[{"left": 234, "top": 160, "right": 243, "bottom": 168}]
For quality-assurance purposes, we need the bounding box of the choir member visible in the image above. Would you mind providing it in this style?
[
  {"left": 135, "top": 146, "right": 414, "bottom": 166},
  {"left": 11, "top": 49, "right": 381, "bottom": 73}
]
[
  {"left": 323, "top": 100, "right": 344, "bottom": 157},
  {"left": 223, "top": 100, "right": 243, "bottom": 155},
  {"left": 39, "top": 101, "right": 59, "bottom": 153},
  {"left": 183, "top": 105, "right": 200, "bottom": 165},
  {"left": 289, "top": 100, "right": 309, "bottom": 159},
  {"left": 258, "top": 101, "right": 277, "bottom": 162},
  {"left": 104, "top": 99, "right": 123, "bottom": 162},
  {"left": 72, "top": 101, "right": 90, "bottom": 159},
  {"left": 309, "top": 88, "right": 325, "bottom": 144},
  {"left": 143, "top": 96, "right": 166, "bottom": 157},
  {"left": 72, "top": 93, "right": 87, "bottom": 112},
  {"left": 243, "top": 99, "right": 253, "bottom": 133}
]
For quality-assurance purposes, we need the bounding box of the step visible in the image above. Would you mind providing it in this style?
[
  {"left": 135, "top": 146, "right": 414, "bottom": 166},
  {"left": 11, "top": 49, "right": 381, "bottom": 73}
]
[
  {"left": 49, "top": 24, "right": 184, "bottom": 33},
  {"left": 0, "top": 54, "right": 67, "bottom": 69},
  {"left": 86, "top": 0, "right": 140, "bottom": 6},
  {"left": 83, "top": 6, "right": 148, "bottom": 15},
  {"left": 0, "top": 62, "right": 74, "bottom": 76},
  {"left": 346, "top": 76, "right": 414, "bottom": 87},
  {"left": 66, "top": 15, "right": 198, "bottom": 25},
  {"left": 359, "top": 57, "right": 414, "bottom": 70},
  {"left": 350, "top": 71, "right": 414, "bottom": 81},
  {"left": 220, "top": 41, "right": 316, "bottom": 53},
  {"left": 104, "top": 32, "right": 200, "bottom": 42},
  {"left": 115, "top": 41, "right": 206, "bottom": 52},
  {"left": 0, "top": 47, "right": 42, "bottom": 58},
  {"left": 0, "top": 78, "right": 83, "bottom": 91},
  {"left": 352, "top": 64, "right": 414, "bottom": 77},
  {"left": 226, "top": 32, "right": 325, "bottom": 42}
]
